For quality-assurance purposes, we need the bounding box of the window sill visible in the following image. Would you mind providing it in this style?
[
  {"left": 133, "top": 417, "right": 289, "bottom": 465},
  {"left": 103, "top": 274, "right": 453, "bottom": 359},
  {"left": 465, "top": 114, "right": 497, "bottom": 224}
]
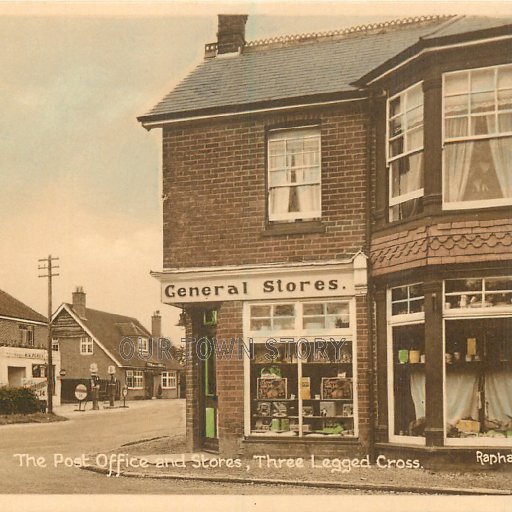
[{"left": 262, "top": 220, "right": 325, "bottom": 237}]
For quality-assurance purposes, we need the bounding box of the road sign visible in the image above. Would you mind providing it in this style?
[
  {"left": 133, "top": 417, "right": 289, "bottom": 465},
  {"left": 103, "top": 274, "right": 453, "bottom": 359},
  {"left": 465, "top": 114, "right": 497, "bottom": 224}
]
[
  {"left": 122, "top": 385, "right": 128, "bottom": 398},
  {"left": 74, "top": 384, "right": 88, "bottom": 401}
]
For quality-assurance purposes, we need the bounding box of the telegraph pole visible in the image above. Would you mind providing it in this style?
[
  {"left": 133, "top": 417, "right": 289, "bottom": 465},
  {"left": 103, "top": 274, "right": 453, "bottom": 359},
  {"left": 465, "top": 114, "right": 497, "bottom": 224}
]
[{"left": 38, "top": 255, "right": 59, "bottom": 414}]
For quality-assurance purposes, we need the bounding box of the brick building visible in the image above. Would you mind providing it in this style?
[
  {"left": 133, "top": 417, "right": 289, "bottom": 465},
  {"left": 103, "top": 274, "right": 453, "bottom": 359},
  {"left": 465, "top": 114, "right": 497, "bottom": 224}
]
[
  {"left": 0, "top": 288, "right": 61, "bottom": 405},
  {"left": 53, "top": 288, "right": 183, "bottom": 402},
  {"left": 138, "top": 15, "right": 512, "bottom": 464}
]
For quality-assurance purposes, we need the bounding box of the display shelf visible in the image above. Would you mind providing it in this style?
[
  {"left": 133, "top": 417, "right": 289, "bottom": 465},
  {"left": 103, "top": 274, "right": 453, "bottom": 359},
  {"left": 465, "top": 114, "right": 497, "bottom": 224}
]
[
  {"left": 301, "top": 398, "right": 352, "bottom": 401},
  {"left": 252, "top": 415, "right": 298, "bottom": 419},
  {"left": 302, "top": 415, "right": 353, "bottom": 419},
  {"left": 252, "top": 398, "right": 297, "bottom": 401}
]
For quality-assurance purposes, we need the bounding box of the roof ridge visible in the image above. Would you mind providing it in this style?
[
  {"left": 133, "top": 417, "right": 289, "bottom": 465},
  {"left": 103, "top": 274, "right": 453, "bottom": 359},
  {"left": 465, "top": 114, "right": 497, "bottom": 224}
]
[{"left": 244, "top": 14, "right": 455, "bottom": 49}]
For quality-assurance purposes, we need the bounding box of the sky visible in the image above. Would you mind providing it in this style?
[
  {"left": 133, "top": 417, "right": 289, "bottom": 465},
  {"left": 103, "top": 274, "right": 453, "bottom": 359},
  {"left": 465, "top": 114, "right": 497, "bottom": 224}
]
[{"left": 0, "top": 0, "right": 510, "bottom": 341}]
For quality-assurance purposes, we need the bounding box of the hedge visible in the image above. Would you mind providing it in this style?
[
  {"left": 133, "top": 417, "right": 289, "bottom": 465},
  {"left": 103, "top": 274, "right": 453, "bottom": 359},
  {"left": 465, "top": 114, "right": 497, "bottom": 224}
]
[{"left": 0, "top": 386, "right": 41, "bottom": 415}]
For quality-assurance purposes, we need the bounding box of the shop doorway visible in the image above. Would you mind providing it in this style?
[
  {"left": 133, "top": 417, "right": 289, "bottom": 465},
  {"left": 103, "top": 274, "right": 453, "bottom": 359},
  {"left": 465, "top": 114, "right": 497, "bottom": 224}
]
[
  {"left": 8, "top": 366, "right": 26, "bottom": 386},
  {"left": 198, "top": 333, "right": 218, "bottom": 452},
  {"left": 145, "top": 372, "right": 154, "bottom": 399}
]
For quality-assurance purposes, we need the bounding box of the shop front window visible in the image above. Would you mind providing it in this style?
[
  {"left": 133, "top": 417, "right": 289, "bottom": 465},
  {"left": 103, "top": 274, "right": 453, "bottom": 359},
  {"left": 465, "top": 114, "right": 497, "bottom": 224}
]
[
  {"left": 388, "top": 284, "right": 426, "bottom": 443},
  {"left": 443, "top": 64, "right": 512, "bottom": 209},
  {"left": 387, "top": 82, "right": 424, "bottom": 222},
  {"left": 444, "top": 278, "right": 512, "bottom": 445},
  {"left": 126, "top": 370, "right": 144, "bottom": 389},
  {"left": 267, "top": 128, "right": 321, "bottom": 222},
  {"left": 246, "top": 300, "right": 356, "bottom": 438}
]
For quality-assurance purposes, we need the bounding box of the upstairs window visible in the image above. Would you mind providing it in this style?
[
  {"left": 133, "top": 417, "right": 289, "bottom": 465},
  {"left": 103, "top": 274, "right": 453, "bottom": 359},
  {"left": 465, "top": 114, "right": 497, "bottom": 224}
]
[
  {"left": 80, "top": 336, "right": 93, "bottom": 355},
  {"left": 19, "top": 325, "right": 34, "bottom": 347},
  {"left": 443, "top": 64, "right": 512, "bottom": 208},
  {"left": 387, "top": 83, "right": 424, "bottom": 222},
  {"left": 52, "top": 338, "right": 59, "bottom": 352},
  {"left": 268, "top": 128, "right": 321, "bottom": 222}
]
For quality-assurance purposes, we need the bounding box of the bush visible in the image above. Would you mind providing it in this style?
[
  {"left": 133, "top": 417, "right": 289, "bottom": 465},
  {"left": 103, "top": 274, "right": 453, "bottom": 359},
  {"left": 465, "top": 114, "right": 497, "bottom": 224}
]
[{"left": 0, "top": 386, "right": 41, "bottom": 415}]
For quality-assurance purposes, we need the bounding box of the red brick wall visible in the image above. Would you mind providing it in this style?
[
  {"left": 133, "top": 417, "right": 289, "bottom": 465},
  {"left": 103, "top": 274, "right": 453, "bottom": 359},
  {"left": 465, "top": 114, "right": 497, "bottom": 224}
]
[
  {"left": 162, "top": 103, "right": 368, "bottom": 269},
  {"left": 0, "top": 319, "right": 47, "bottom": 348}
]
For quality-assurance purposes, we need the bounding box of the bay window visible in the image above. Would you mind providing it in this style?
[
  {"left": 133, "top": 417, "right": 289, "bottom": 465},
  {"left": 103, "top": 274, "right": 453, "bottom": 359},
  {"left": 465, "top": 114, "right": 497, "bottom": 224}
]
[
  {"left": 387, "top": 83, "right": 424, "bottom": 221},
  {"left": 268, "top": 128, "right": 321, "bottom": 222},
  {"left": 443, "top": 64, "right": 512, "bottom": 208}
]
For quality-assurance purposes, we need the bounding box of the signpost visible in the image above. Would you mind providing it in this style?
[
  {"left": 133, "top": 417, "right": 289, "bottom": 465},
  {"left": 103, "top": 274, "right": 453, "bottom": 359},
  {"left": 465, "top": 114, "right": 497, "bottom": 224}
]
[{"left": 74, "top": 383, "right": 88, "bottom": 412}]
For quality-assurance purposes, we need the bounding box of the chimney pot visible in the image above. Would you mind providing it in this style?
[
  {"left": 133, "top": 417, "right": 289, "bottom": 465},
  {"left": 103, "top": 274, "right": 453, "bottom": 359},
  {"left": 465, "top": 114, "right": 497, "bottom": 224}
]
[{"left": 217, "top": 14, "right": 248, "bottom": 55}]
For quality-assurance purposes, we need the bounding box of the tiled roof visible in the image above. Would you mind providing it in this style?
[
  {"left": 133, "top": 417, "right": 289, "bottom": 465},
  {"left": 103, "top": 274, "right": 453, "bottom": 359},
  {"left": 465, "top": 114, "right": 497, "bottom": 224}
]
[
  {"left": 0, "top": 289, "right": 47, "bottom": 323},
  {"left": 370, "top": 219, "right": 512, "bottom": 276},
  {"left": 66, "top": 304, "right": 180, "bottom": 370},
  {"left": 139, "top": 15, "right": 512, "bottom": 123}
]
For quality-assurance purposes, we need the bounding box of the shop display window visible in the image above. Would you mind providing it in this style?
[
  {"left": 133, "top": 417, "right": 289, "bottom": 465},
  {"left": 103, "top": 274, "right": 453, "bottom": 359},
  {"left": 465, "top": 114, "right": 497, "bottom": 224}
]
[
  {"left": 247, "top": 300, "right": 356, "bottom": 438},
  {"left": 444, "top": 314, "right": 512, "bottom": 444},
  {"left": 388, "top": 283, "right": 425, "bottom": 442},
  {"left": 444, "top": 277, "right": 512, "bottom": 311}
]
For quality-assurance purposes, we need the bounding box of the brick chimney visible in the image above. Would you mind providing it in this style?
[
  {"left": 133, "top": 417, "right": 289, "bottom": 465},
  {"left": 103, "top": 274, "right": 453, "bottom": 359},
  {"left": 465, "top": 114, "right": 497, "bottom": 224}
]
[
  {"left": 152, "top": 310, "right": 162, "bottom": 339},
  {"left": 217, "top": 14, "right": 248, "bottom": 55},
  {"left": 72, "top": 286, "right": 86, "bottom": 319}
]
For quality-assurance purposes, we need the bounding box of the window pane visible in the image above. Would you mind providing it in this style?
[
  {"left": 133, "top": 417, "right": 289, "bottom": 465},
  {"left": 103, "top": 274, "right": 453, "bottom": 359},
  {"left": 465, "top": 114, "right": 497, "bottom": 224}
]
[
  {"left": 389, "top": 96, "right": 401, "bottom": 117},
  {"left": 470, "top": 91, "right": 494, "bottom": 114},
  {"left": 498, "top": 113, "right": 512, "bottom": 132},
  {"left": 445, "top": 117, "right": 468, "bottom": 138},
  {"left": 302, "top": 167, "right": 320, "bottom": 183},
  {"left": 445, "top": 279, "right": 483, "bottom": 293},
  {"left": 498, "top": 89, "right": 512, "bottom": 111},
  {"left": 251, "top": 305, "right": 271, "bottom": 317},
  {"left": 273, "top": 317, "right": 294, "bottom": 330},
  {"left": 390, "top": 197, "right": 423, "bottom": 221},
  {"left": 391, "top": 301, "right": 407, "bottom": 316},
  {"left": 392, "top": 286, "right": 408, "bottom": 301},
  {"left": 409, "top": 284, "right": 424, "bottom": 298},
  {"left": 407, "top": 127, "right": 423, "bottom": 151},
  {"left": 445, "top": 94, "right": 469, "bottom": 116},
  {"left": 268, "top": 140, "right": 285, "bottom": 156},
  {"left": 303, "top": 303, "right": 323, "bottom": 315},
  {"left": 407, "top": 84, "right": 423, "bottom": 109},
  {"left": 326, "top": 302, "right": 346, "bottom": 315},
  {"left": 269, "top": 170, "right": 288, "bottom": 186},
  {"left": 485, "top": 277, "right": 512, "bottom": 291},
  {"left": 445, "top": 72, "right": 468, "bottom": 95},
  {"left": 269, "top": 155, "right": 286, "bottom": 170},
  {"left": 303, "top": 316, "right": 325, "bottom": 329},
  {"left": 406, "top": 105, "right": 423, "bottom": 130},
  {"left": 470, "top": 115, "right": 495, "bottom": 135},
  {"left": 471, "top": 69, "right": 495, "bottom": 93},
  {"left": 409, "top": 299, "right": 424, "bottom": 314},
  {"left": 274, "top": 304, "right": 294, "bottom": 316},
  {"left": 390, "top": 153, "right": 423, "bottom": 198},
  {"left": 303, "top": 138, "right": 319, "bottom": 152},
  {"left": 251, "top": 318, "right": 271, "bottom": 331},
  {"left": 390, "top": 137, "right": 404, "bottom": 158},
  {"left": 389, "top": 116, "right": 403, "bottom": 137},
  {"left": 498, "top": 66, "right": 512, "bottom": 89}
]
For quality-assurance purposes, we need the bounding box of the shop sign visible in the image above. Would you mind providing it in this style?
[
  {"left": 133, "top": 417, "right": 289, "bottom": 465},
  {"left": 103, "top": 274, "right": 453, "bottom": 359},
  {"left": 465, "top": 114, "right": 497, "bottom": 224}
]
[
  {"left": 0, "top": 348, "right": 47, "bottom": 360},
  {"left": 74, "top": 384, "right": 88, "bottom": 401},
  {"left": 159, "top": 268, "right": 356, "bottom": 304}
]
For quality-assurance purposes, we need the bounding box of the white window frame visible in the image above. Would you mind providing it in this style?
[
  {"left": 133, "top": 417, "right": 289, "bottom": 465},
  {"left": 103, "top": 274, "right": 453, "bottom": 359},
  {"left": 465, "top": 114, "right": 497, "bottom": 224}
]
[
  {"left": 161, "top": 371, "right": 177, "bottom": 389},
  {"left": 442, "top": 63, "right": 512, "bottom": 210},
  {"left": 138, "top": 337, "right": 149, "bottom": 354},
  {"left": 52, "top": 338, "right": 59, "bottom": 352},
  {"left": 387, "top": 284, "right": 426, "bottom": 446},
  {"left": 442, "top": 278, "right": 512, "bottom": 446},
  {"left": 126, "top": 369, "right": 144, "bottom": 390},
  {"left": 267, "top": 127, "right": 322, "bottom": 222},
  {"left": 386, "top": 82, "right": 425, "bottom": 220},
  {"left": 243, "top": 298, "right": 358, "bottom": 439},
  {"left": 19, "top": 325, "right": 34, "bottom": 347},
  {"left": 80, "top": 336, "right": 93, "bottom": 355}
]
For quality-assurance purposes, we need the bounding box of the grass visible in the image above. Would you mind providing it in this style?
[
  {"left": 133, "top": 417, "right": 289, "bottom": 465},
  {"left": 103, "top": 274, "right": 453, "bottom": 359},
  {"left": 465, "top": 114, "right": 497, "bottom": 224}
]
[{"left": 0, "top": 412, "right": 68, "bottom": 425}]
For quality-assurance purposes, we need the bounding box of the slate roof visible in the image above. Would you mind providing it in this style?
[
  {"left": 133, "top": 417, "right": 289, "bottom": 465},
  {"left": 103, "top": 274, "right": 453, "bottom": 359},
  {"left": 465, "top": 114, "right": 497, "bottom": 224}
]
[
  {"left": 65, "top": 304, "right": 182, "bottom": 370},
  {"left": 139, "top": 15, "right": 512, "bottom": 124},
  {"left": 0, "top": 289, "right": 47, "bottom": 323}
]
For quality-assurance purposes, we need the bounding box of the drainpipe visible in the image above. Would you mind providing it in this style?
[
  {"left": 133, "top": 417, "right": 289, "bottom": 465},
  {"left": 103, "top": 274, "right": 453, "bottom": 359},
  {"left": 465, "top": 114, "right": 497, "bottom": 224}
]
[{"left": 364, "top": 89, "right": 382, "bottom": 463}]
